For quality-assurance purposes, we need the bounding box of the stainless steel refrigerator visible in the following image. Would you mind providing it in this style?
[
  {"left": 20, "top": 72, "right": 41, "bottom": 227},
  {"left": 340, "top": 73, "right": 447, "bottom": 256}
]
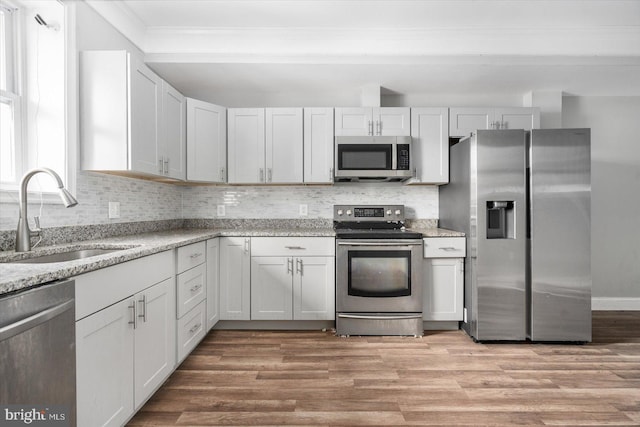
[{"left": 440, "top": 129, "right": 591, "bottom": 342}]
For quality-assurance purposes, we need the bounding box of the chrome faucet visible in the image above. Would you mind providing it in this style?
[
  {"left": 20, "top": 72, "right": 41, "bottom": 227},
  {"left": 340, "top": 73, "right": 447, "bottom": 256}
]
[{"left": 15, "top": 168, "right": 78, "bottom": 252}]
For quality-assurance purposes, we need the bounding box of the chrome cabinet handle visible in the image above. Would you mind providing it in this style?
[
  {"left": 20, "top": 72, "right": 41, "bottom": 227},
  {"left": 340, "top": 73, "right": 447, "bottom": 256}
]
[
  {"left": 190, "top": 283, "right": 203, "bottom": 293},
  {"left": 244, "top": 238, "right": 250, "bottom": 254},
  {"left": 439, "top": 247, "right": 460, "bottom": 251},
  {"left": 158, "top": 157, "right": 164, "bottom": 173},
  {"left": 189, "top": 323, "right": 201, "bottom": 334},
  {"left": 296, "top": 258, "right": 303, "bottom": 275},
  {"left": 329, "top": 167, "right": 334, "bottom": 181},
  {"left": 287, "top": 257, "right": 293, "bottom": 274},
  {"left": 259, "top": 168, "right": 264, "bottom": 182},
  {"left": 368, "top": 120, "right": 373, "bottom": 135},
  {"left": 268, "top": 168, "right": 272, "bottom": 182},
  {"left": 376, "top": 120, "right": 381, "bottom": 135},
  {"left": 285, "top": 246, "right": 305, "bottom": 250},
  {"left": 138, "top": 294, "right": 147, "bottom": 322},
  {"left": 220, "top": 167, "right": 225, "bottom": 181},
  {"left": 164, "top": 158, "right": 169, "bottom": 174},
  {"left": 190, "top": 252, "right": 203, "bottom": 259},
  {"left": 128, "top": 300, "right": 137, "bottom": 329}
]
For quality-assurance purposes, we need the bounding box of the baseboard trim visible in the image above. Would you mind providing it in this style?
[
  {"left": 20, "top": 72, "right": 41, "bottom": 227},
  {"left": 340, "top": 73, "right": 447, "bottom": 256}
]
[{"left": 592, "top": 297, "right": 640, "bottom": 311}]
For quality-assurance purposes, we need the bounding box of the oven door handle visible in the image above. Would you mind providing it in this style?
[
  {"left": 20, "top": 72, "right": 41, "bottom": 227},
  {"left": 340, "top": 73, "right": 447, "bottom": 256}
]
[
  {"left": 337, "top": 241, "right": 422, "bottom": 247},
  {"left": 338, "top": 313, "right": 423, "bottom": 320}
]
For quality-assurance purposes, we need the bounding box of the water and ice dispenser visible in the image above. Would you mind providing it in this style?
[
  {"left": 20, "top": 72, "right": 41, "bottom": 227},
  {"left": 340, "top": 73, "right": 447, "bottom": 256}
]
[{"left": 486, "top": 201, "right": 515, "bottom": 239}]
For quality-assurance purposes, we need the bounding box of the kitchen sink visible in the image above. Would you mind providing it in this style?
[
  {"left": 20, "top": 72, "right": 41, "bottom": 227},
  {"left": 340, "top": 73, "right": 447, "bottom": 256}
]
[{"left": 2, "top": 246, "right": 136, "bottom": 264}]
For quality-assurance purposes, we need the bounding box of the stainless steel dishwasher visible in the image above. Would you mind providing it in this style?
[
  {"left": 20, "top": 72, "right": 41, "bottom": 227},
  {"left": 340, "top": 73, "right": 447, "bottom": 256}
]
[{"left": 0, "top": 279, "right": 76, "bottom": 427}]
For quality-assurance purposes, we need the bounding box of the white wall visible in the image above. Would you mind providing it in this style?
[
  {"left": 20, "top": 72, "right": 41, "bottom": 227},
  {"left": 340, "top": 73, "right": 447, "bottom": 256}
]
[{"left": 563, "top": 96, "right": 640, "bottom": 307}]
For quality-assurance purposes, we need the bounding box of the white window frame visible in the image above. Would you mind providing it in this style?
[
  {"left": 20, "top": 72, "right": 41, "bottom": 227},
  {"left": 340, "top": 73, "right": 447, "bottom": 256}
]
[{"left": 0, "top": 0, "right": 77, "bottom": 204}]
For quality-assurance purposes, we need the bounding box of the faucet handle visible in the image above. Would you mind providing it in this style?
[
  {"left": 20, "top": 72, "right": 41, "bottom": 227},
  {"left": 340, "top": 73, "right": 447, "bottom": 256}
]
[{"left": 31, "top": 216, "right": 42, "bottom": 236}]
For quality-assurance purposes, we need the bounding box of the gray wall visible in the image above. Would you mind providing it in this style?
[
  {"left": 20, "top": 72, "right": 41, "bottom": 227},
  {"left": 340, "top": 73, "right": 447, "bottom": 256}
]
[{"left": 563, "top": 96, "right": 640, "bottom": 306}]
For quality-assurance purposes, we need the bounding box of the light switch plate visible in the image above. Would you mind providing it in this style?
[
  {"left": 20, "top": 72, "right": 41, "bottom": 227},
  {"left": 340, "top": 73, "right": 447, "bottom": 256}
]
[
  {"left": 108, "top": 201, "right": 120, "bottom": 219},
  {"left": 299, "top": 204, "right": 308, "bottom": 216},
  {"left": 217, "top": 205, "right": 226, "bottom": 217}
]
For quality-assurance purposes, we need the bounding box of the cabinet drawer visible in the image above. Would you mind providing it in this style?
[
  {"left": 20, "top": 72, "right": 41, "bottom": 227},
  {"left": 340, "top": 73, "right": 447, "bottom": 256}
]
[
  {"left": 251, "top": 237, "right": 334, "bottom": 257},
  {"left": 176, "top": 263, "right": 206, "bottom": 318},
  {"left": 423, "top": 237, "right": 466, "bottom": 258},
  {"left": 75, "top": 251, "right": 173, "bottom": 321},
  {"left": 177, "top": 300, "right": 206, "bottom": 362},
  {"left": 176, "top": 241, "right": 206, "bottom": 273}
]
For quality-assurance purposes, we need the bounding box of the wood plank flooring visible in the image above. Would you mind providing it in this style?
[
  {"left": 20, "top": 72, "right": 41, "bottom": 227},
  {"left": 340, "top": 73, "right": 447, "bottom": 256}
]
[{"left": 128, "top": 311, "right": 640, "bottom": 426}]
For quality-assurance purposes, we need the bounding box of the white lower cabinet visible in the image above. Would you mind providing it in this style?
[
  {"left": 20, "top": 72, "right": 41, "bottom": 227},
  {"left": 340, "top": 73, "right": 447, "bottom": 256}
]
[
  {"left": 76, "top": 276, "right": 175, "bottom": 426},
  {"left": 220, "top": 237, "right": 251, "bottom": 320},
  {"left": 422, "top": 237, "right": 466, "bottom": 321},
  {"left": 250, "top": 237, "right": 335, "bottom": 321}
]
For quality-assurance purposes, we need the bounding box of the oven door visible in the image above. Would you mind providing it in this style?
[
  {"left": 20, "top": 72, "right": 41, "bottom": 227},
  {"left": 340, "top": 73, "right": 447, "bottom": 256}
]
[{"left": 336, "top": 239, "right": 423, "bottom": 313}]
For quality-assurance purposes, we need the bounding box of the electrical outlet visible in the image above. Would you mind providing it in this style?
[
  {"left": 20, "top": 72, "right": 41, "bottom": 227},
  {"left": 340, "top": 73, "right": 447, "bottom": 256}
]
[
  {"left": 299, "top": 204, "right": 308, "bottom": 216},
  {"left": 217, "top": 205, "right": 226, "bottom": 217},
  {"left": 108, "top": 201, "right": 120, "bottom": 219}
]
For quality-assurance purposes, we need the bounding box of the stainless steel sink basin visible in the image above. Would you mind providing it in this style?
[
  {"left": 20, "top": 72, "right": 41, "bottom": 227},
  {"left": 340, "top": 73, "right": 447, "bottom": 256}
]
[{"left": 4, "top": 247, "right": 132, "bottom": 264}]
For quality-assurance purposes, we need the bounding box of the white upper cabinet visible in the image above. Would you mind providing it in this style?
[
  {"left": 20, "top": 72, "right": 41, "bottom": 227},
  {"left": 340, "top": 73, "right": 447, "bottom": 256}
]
[
  {"left": 186, "top": 98, "right": 227, "bottom": 183},
  {"left": 227, "top": 108, "right": 266, "bottom": 183},
  {"left": 228, "top": 108, "right": 303, "bottom": 184},
  {"left": 266, "top": 108, "right": 303, "bottom": 183},
  {"left": 410, "top": 108, "right": 449, "bottom": 185},
  {"left": 449, "top": 107, "right": 540, "bottom": 137},
  {"left": 335, "top": 107, "right": 410, "bottom": 136},
  {"left": 161, "top": 82, "right": 186, "bottom": 180},
  {"left": 303, "top": 108, "right": 334, "bottom": 183},
  {"left": 80, "top": 51, "right": 186, "bottom": 180}
]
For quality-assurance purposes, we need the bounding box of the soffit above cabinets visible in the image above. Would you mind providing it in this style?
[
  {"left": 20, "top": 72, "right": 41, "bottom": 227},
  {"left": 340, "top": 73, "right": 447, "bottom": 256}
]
[{"left": 85, "top": 1, "right": 640, "bottom": 100}]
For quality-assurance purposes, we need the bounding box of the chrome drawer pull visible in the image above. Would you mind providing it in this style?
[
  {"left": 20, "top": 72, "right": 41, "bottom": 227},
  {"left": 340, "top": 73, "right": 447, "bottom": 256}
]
[
  {"left": 189, "top": 252, "right": 203, "bottom": 259},
  {"left": 190, "top": 284, "right": 203, "bottom": 292},
  {"left": 284, "top": 246, "right": 305, "bottom": 250},
  {"left": 439, "top": 247, "right": 459, "bottom": 251},
  {"left": 189, "top": 323, "right": 201, "bottom": 334}
]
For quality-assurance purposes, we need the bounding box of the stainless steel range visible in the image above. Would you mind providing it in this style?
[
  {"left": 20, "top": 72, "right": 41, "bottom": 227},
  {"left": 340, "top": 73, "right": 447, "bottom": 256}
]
[{"left": 334, "top": 205, "right": 423, "bottom": 336}]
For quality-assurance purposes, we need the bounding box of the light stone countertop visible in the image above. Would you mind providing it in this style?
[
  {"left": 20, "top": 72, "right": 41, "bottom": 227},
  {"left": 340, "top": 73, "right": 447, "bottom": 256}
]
[
  {"left": 0, "top": 226, "right": 464, "bottom": 296},
  {"left": 0, "top": 227, "right": 336, "bottom": 295}
]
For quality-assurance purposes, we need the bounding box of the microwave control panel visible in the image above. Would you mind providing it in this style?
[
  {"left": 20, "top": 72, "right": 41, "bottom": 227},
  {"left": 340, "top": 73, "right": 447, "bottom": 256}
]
[{"left": 397, "top": 144, "right": 410, "bottom": 170}]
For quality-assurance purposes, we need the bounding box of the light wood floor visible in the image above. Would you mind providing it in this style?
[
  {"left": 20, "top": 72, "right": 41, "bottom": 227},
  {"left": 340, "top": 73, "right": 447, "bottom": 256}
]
[{"left": 129, "top": 311, "right": 640, "bottom": 426}]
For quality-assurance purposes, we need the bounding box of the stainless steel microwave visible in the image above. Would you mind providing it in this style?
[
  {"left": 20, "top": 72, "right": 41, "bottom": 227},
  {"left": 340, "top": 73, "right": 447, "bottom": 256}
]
[{"left": 334, "top": 136, "right": 413, "bottom": 182}]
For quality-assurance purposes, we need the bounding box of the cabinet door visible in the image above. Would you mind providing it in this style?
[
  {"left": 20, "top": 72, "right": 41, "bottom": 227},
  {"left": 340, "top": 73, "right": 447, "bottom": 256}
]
[
  {"left": 251, "top": 256, "right": 293, "bottom": 320},
  {"left": 76, "top": 299, "right": 134, "bottom": 427},
  {"left": 162, "top": 81, "right": 186, "bottom": 180},
  {"left": 495, "top": 107, "right": 540, "bottom": 130},
  {"left": 449, "top": 107, "right": 493, "bottom": 137},
  {"left": 335, "top": 107, "right": 372, "bottom": 136},
  {"left": 410, "top": 108, "right": 449, "bottom": 184},
  {"left": 219, "top": 237, "right": 251, "bottom": 320},
  {"left": 129, "top": 56, "right": 162, "bottom": 176},
  {"left": 228, "top": 108, "right": 265, "bottom": 183},
  {"left": 206, "top": 238, "right": 220, "bottom": 330},
  {"left": 294, "top": 257, "right": 335, "bottom": 320},
  {"left": 134, "top": 278, "right": 176, "bottom": 409},
  {"left": 423, "top": 258, "right": 464, "bottom": 321},
  {"left": 304, "top": 108, "right": 335, "bottom": 183},
  {"left": 186, "top": 98, "right": 227, "bottom": 183},
  {"left": 265, "top": 108, "right": 303, "bottom": 183},
  {"left": 376, "top": 107, "right": 410, "bottom": 136}
]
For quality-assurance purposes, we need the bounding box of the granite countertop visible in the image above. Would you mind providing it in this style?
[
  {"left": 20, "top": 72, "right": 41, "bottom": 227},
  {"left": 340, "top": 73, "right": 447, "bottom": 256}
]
[
  {"left": 0, "top": 227, "right": 336, "bottom": 295},
  {"left": 0, "top": 225, "right": 464, "bottom": 296},
  {"left": 414, "top": 227, "right": 466, "bottom": 238}
]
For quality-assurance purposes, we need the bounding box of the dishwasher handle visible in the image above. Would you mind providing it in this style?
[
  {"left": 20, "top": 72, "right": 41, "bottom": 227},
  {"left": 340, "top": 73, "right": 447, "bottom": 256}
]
[{"left": 0, "top": 299, "right": 74, "bottom": 341}]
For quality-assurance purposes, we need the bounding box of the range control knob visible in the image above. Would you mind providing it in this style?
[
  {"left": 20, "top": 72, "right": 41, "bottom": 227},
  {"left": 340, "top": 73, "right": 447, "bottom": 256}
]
[
  {"left": 395, "top": 209, "right": 402, "bottom": 216},
  {"left": 386, "top": 209, "right": 392, "bottom": 216},
  {"left": 337, "top": 209, "right": 343, "bottom": 216},
  {"left": 346, "top": 209, "right": 352, "bottom": 216}
]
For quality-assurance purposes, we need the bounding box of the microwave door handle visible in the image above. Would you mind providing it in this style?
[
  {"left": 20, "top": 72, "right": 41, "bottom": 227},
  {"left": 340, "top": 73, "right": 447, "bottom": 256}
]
[{"left": 391, "top": 143, "right": 397, "bottom": 170}]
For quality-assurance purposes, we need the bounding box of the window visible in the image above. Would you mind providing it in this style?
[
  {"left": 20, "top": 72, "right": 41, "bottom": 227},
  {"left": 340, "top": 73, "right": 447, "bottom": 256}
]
[
  {"left": 0, "top": 0, "right": 75, "bottom": 200},
  {"left": 0, "top": 3, "right": 22, "bottom": 184}
]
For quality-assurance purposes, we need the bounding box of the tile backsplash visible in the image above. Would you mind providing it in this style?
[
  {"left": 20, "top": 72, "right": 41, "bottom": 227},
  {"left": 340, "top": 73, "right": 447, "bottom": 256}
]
[
  {"left": 1, "top": 172, "right": 439, "bottom": 234},
  {"left": 182, "top": 183, "right": 438, "bottom": 220}
]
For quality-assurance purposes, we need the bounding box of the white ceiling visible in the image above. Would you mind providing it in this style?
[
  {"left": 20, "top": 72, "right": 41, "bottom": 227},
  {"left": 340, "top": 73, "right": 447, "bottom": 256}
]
[{"left": 87, "top": 1, "right": 640, "bottom": 105}]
